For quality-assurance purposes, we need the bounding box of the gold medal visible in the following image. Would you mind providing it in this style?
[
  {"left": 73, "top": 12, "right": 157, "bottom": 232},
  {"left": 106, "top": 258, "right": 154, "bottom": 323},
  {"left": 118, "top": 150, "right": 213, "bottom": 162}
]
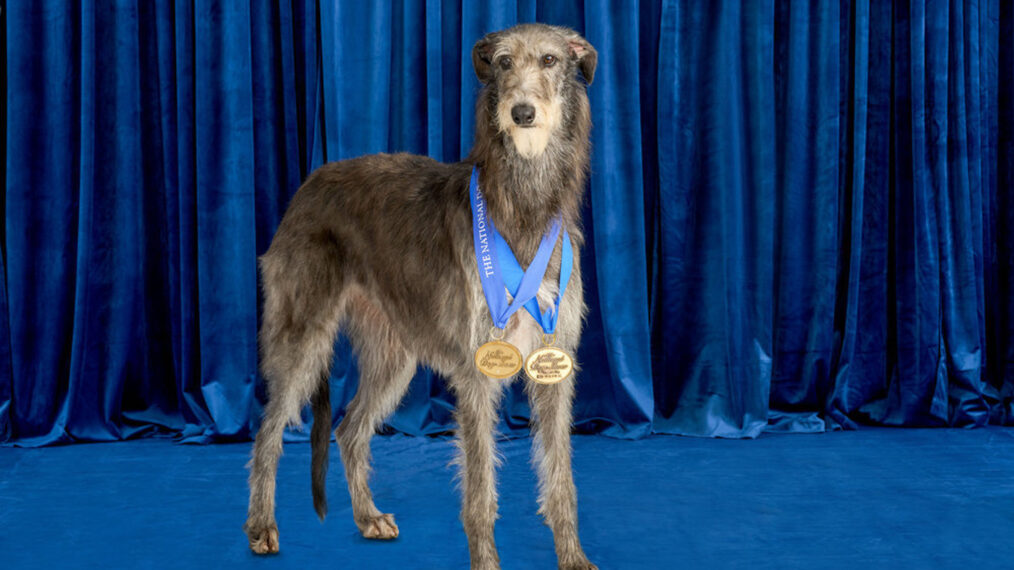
[
  {"left": 524, "top": 334, "right": 574, "bottom": 385},
  {"left": 475, "top": 328, "right": 523, "bottom": 379}
]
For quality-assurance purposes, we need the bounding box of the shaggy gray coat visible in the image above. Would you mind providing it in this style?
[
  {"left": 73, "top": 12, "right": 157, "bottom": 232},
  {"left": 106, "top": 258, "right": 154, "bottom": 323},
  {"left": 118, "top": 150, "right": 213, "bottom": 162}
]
[{"left": 244, "top": 23, "right": 598, "bottom": 570}]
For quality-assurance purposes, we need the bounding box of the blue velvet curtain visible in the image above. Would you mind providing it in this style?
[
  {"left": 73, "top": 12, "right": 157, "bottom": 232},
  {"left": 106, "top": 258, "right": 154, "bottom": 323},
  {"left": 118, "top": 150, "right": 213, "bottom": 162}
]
[{"left": 2, "top": 1, "right": 1012, "bottom": 446}]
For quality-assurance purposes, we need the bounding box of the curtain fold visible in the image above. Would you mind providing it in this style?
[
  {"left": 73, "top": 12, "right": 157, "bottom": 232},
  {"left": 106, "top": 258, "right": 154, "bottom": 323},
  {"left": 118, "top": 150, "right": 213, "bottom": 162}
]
[
  {"left": 654, "top": 0, "right": 776, "bottom": 438},
  {"left": 1000, "top": 0, "right": 1014, "bottom": 420},
  {"left": 3, "top": 1, "right": 1012, "bottom": 446},
  {"left": 0, "top": 0, "right": 9, "bottom": 443},
  {"left": 581, "top": 0, "right": 654, "bottom": 437}
]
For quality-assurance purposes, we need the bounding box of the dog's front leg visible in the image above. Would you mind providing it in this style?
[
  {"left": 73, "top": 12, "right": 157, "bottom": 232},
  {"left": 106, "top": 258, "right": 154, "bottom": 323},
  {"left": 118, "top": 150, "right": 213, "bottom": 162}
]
[
  {"left": 527, "top": 378, "right": 597, "bottom": 570},
  {"left": 451, "top": 374, "right": 506, "bottom": 569}
]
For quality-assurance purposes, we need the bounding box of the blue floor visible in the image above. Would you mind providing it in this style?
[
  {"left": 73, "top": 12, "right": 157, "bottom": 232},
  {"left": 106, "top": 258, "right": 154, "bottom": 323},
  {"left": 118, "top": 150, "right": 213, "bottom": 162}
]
[{"left": 3, "top": 428, "right": 1014, "bottom": 569}]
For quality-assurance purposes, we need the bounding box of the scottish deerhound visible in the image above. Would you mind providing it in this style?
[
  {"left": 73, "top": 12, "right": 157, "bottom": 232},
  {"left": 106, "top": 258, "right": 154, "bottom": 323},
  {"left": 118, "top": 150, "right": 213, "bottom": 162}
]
[{"left": 244, "top": 24, "right": 597, "bottom": 570}]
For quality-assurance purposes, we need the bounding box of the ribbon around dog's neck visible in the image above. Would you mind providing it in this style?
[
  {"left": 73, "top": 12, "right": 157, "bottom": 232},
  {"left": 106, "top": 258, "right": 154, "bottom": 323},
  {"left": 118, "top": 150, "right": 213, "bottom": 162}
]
[{"left": 469, "top": 166, "right": 573, "bottom": 334}]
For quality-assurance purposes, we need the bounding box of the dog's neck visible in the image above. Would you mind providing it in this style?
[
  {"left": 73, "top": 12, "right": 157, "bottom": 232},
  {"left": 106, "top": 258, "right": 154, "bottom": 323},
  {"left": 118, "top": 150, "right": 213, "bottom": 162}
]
[{"left": 468, "top": 118, "right": 589, "bottom": 263}]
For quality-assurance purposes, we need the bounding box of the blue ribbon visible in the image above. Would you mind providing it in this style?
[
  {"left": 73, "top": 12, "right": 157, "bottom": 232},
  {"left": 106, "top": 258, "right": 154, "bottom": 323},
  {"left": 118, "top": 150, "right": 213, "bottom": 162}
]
[{"left": 469, "top": 166, "right": 573, "bottom": 334}]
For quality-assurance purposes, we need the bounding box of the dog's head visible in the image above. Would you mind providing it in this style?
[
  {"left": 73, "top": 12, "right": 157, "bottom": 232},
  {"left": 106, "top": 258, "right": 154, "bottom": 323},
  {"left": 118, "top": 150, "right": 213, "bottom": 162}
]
[{"left": 472, "top": 24, "right": 597, "bottom": 159}]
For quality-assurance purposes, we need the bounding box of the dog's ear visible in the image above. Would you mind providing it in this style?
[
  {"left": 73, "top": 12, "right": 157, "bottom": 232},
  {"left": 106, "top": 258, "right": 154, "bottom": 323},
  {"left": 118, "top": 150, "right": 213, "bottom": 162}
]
[
  {"left": 472, "top": 32, "right": 501, "bottom": 84},
  {"left": 561, "top": 30, "right": 597, "bottom": 85}
]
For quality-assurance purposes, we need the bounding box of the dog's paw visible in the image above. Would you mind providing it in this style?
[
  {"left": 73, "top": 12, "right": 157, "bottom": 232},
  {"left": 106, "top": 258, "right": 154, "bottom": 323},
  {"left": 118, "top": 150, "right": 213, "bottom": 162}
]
[
  {"left": 246, "top": 524, "right": 280, "bottom": 554},
  {"left": 358, "top": 513, "right": 399, "bottom": 540},
  {"left": 559, "top": 562, "right": 597, "bottom": 570}
]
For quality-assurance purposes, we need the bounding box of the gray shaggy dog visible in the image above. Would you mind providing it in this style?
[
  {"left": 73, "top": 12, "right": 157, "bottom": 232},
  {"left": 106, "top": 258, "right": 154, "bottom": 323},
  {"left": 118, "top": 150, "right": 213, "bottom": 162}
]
[{"left": 244, "top": 23, "right": 598, "bottom": 570}]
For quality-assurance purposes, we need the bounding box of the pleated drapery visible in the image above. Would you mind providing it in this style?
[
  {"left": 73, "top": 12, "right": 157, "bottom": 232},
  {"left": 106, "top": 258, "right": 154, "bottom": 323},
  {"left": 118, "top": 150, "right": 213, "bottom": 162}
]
[{"left": 3, "top": 1, "right": 1012, "bottom": 446}]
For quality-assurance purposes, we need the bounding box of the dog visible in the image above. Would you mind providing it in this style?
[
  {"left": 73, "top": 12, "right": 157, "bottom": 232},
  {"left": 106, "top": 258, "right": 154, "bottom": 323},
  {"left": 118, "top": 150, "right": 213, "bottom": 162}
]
[{"left": 244, "top": 23, "right": 598, "bottom": 570}]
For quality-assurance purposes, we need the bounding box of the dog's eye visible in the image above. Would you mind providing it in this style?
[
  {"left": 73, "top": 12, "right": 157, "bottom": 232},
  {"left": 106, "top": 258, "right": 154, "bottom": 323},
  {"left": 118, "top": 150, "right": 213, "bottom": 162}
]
[
  {"left": 499, "top": 57, "right": 513, "bottom": 70},
  {"left": 542, "top": 54, "right": 556, "bottom": 67}
]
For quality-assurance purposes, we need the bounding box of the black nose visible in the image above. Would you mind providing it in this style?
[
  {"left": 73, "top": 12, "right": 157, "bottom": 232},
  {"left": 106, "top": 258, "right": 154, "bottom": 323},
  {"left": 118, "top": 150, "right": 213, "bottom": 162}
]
[{"left": 511, "top": 103, "right": 536, "bottom": 126}]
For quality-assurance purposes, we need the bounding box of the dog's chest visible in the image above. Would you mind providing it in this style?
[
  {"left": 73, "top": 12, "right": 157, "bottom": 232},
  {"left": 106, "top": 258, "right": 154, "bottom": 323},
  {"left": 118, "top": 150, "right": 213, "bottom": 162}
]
[{"left": 503, "top": 283, "right": 560, "bottom": 357}]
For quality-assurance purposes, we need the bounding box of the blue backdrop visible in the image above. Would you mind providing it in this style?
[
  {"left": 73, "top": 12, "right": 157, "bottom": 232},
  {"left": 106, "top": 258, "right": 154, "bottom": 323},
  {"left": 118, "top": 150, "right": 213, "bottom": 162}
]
[{"left": 2, "top": 1, "right": 1012, "bottom": 446}]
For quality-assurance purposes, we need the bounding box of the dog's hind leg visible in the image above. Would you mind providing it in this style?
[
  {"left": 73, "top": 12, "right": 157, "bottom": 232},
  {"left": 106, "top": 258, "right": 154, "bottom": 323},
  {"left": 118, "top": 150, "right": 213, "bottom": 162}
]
[
  {"left": 527, "top": 377, "right": 596, "bottom": 570},
  {"left": 450, "top": 372, "right": 506, "bottom": 570},
  {"left": 336, "top": 296, "right": 416, "bottom": 540},
  {"left": 245, "top": 249, "right": 342, "bottom": 554}
]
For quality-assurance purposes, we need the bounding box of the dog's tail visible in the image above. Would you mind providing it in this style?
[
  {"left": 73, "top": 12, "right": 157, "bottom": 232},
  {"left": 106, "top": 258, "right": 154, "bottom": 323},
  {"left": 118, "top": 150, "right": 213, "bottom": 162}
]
[{"left": 311, "top": 374, "right": 331, "bottom": 521}]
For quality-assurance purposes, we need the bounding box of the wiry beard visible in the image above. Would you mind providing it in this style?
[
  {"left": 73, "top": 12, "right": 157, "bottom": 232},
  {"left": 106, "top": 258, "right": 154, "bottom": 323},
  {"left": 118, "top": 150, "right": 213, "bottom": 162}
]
[{"left": 506, "top": 126, "right": 551, "bottom": 158}]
